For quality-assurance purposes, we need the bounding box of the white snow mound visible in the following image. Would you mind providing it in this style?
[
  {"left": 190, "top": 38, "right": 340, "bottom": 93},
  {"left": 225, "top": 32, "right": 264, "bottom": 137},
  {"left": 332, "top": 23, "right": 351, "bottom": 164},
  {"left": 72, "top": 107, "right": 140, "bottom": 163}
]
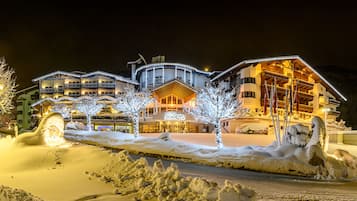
[
  {"left": 0, "top": 185, "right": 43, "bottom": 201},
  {"left": 87, "top": 150, "right": 256, "bottom": 201}
]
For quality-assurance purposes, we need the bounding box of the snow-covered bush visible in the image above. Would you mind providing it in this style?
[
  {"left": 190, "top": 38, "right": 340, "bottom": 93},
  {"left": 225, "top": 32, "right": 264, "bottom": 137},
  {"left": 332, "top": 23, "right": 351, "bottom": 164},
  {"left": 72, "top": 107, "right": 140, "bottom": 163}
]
[
  {"left": 65, "top": 121, "right": 86, "bottom": 130},
  {"left": 87, "top": 150, "right": 256, "bottom": 201}
]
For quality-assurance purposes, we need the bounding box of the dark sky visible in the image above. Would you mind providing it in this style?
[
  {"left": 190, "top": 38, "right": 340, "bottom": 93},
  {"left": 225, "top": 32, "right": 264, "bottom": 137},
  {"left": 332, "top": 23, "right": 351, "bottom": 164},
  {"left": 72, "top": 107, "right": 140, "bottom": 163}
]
[{"left": 1, "top": 1, "right": 357, "bottom": 128}]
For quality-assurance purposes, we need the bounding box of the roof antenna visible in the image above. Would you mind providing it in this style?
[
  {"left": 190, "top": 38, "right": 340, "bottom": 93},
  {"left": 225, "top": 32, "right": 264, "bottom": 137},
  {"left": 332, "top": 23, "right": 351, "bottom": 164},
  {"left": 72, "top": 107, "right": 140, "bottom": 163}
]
[{"left": 138, "top": 53, "right": 147, "bottom": 65}]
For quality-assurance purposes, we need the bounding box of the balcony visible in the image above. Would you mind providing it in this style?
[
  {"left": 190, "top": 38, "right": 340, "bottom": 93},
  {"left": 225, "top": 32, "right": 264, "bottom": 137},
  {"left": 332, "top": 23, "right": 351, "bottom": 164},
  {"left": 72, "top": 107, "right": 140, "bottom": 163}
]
[
  {"left": 295, "top": 79, "right": 314, "bottom": 90},
  {"left": 98, "top": 83, "right": 115, "bottom": 89},
  {"left": 65, "top": 83, "right": 81, "bottom": 89},
  {"left": 261, "top": 71, "right": 289, "bottom": 85},
  {"left": 40, "top": 88, "right": 54, "bottom": 93},
  {"left": 54, "top": 87, "right": 64, "bottom": 93},
  {"left": 82, "top": 83, "right": 98, "bottom": 88},
  {"left": 298, "top": 104, "right": 313, "bottom": 113},
  {"left": 68, "top": 93, "right": 81, "bottom": 97},
  {"left": 328, "top": 109, "right": 341, "bottom": 116},
  {"left": 328, "top": 98, "right": 341, "bottom": 106}
]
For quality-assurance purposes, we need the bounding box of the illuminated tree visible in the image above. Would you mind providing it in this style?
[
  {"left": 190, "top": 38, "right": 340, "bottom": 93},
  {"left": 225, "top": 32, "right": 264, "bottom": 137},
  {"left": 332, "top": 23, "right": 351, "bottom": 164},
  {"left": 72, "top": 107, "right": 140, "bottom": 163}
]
[
  {"left": 51, "top": 104, "right": 71, "bottom": 119},
  {"left": 75, "top": 98, "right": 104, "bottom": 131},
  {"left": 185, "top": 83, "right": 246, "bottom": 149},
  {"left": 114, "top": 87, "right": 153, "bottom": 138},
  {"left": 0, "top": 57, "right": 16, "bottom": 114}
]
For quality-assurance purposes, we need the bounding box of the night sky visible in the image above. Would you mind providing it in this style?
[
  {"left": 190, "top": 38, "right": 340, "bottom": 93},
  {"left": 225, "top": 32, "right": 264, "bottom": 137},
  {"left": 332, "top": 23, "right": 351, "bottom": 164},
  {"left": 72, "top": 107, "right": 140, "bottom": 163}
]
[{"left": 1, "top": 2, "right": 357, "bottom": 128}]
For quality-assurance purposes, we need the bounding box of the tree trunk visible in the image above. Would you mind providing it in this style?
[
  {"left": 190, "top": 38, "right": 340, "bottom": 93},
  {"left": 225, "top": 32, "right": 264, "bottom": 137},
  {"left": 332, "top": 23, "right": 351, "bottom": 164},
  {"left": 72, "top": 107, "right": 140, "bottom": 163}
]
[
  {"left": 87, "top": 115, "right": 92, "bottom": 131},
  {"left": 133, "top": 114, "right": 139, "bottom": 138},
  {"left": 215, "top": 121, "right": 223, "bottom": 149}
]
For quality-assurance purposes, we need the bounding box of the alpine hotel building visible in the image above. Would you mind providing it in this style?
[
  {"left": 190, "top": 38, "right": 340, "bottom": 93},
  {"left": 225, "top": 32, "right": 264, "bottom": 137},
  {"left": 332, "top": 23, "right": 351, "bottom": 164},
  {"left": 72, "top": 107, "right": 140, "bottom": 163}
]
[{"left": 31, "top": 55, "right": 349, "bottom": 134}]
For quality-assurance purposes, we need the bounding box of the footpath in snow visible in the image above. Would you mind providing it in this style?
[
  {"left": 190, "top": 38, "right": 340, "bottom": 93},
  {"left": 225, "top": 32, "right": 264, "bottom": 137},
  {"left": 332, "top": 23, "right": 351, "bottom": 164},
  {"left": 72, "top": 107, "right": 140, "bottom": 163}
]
[{"left": 65, "top": 130, "right": 357, "bottom": 180}]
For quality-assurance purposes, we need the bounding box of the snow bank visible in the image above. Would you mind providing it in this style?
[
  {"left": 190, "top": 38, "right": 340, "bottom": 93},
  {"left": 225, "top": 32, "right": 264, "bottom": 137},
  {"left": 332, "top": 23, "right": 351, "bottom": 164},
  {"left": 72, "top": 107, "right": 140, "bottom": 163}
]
[
  {"left": 87, "top": 150, "right": 256, "bottom": 201},
  {"left": 0, "top": 185, "right": 43, "bottom": 201},
  {"left": 66, "top": 131, "right": 357, "bottom": 180}
]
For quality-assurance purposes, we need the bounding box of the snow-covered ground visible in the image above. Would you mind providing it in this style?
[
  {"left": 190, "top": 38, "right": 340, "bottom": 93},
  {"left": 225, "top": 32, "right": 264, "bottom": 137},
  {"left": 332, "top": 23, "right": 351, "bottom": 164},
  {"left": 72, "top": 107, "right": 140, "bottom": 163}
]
[
  {"left": 65, "top": 131, "right": 357, "bottom": 180},
  {"left": 0, "top": 135, "right": 255, "bottom": 201}
]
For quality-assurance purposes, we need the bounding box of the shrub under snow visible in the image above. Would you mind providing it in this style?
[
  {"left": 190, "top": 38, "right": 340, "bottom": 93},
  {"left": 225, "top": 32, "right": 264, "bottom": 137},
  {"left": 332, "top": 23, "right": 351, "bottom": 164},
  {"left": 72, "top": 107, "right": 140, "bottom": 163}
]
[{"left": 86, "top": 150, "right": 256, "bottom": 201}]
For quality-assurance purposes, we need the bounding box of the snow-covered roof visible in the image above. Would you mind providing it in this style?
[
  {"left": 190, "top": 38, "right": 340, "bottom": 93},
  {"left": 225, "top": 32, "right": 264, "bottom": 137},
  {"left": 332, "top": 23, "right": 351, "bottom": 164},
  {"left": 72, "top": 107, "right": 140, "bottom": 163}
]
[
  {"left": 31, "top": 95, "right": 118, "bottom": 107},
  {"left": 81, "top": 71, "right": 138, "bottom": 85},
  {"left": 32, "top": 71, "right": 81, "bottom": 82},
  {"left": 211, "top": 55, "right": 347, "bottom": 101},
  {"left": 134, "top": 63, "right": 213, "bottom": 77},
  {"left": 32, "top": 70, "right": 138, "bottom": 85}
]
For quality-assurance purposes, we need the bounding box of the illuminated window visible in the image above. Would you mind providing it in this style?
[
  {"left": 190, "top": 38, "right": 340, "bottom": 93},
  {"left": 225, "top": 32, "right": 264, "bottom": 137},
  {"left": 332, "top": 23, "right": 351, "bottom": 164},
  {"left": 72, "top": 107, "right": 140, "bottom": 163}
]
[
  {"left": 240, "top": 77, "right": 256, "bottom": 84},
  {"left": 242, "top": 91, "right": 256, "bottom": 98}
]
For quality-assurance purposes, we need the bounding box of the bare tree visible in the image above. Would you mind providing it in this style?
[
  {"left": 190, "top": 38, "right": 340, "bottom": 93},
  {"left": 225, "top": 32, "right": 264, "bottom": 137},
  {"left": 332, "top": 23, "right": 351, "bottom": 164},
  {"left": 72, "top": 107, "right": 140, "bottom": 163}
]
[
  {"left": 114, "top": 87, "right": 153, "bottom": 138},
  {"left": 185, "top": 83, "right": 246, "bottom": 149},
  {"left": 0, "top": 58, "right": 16, "bottom": 114},
  {"left": 75, "top": 98, "right": 104, "bottom": 131}
]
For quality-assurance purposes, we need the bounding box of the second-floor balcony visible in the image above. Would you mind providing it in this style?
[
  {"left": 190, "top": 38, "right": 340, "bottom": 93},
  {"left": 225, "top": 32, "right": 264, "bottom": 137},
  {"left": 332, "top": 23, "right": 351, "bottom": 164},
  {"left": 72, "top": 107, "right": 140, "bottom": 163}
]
[
  {"left": 65, "top": 83, "right": 81, "bottom": 89},
  {"left": 98, "top": 83, "right": 115, "bottom": 88},
  {"left": 82, "top": 83, "right": 98, "bottom": 88},
  {"left": 40, "top": 88, "right": 54, "bottom": 93},
  {"left": 54, "top": 87, "right": 64, "bottom": 93}
]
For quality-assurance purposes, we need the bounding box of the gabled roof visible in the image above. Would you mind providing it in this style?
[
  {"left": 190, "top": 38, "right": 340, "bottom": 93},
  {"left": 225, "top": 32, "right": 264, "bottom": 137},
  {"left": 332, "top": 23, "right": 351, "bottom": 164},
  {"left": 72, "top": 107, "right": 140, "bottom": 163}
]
[
  {"left": 32, "top": 70, "right": 138, "bottom": 85},
  {"left": 152, "top": 79, "right": 197, "bottom": 100},
  {"left": 32, "top": 71, "right": 81, "bottom": 82},
  {"left": 211, "top": 55, "right": 347, "bottom": 101},
  {"left": 81, "top": 71, "right": 138, "bottom": 85},
  {"left": 152, "top": 79, "right": 197, "bottom": 93}
]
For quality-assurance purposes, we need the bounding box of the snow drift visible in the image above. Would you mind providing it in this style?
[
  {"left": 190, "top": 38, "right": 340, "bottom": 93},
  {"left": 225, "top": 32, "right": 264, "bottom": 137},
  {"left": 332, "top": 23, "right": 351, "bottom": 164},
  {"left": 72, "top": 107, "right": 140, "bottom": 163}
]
[
  {"left": 0, "top": 185, "right": 43, "bottom": 201},
  {"left": 66, "top": 130, "right": 357, "bottom": 180},
  {"left": 87, "top": 150, "right": 256, "bottom": 201}
]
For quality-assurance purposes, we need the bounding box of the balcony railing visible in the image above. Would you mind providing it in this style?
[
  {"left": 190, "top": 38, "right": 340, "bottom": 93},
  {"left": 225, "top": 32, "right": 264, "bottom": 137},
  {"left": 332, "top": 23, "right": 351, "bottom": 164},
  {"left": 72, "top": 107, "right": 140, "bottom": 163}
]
[
  {"left": 54, "top": 87, "right": 64, "bottom": 93},
  {"left": 65, "top": 83, "right": 81, "bottom": 89},
  {"left": 82, "top": 83, "right": 98, "bottom": 88},
  {"left": 68, "top": 93, "right": 81, "bottom": 97},
  {"left": 98, "top": 83, "right": 115, "bottom": 88},
  {"left": 40, "top": 88, "right": 54, "bottom": 93},
  {"left": 328, "top": 98, "right": 341, "bottom": 105}
]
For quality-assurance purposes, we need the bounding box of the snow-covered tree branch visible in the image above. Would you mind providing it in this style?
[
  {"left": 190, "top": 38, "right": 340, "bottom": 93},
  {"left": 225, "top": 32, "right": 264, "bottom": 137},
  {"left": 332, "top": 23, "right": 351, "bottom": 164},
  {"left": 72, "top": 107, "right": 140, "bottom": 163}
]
[
  {"left": 0, "top": 57, "right": 16, "bottom": 114},
  {"left": 75, "top": 98, "right": 104, "bottom": 131},
  {"left": 51, "top": 104, "right": 71, "bottom": 119},
  {"left": 114, "top": 87, "right": 153, "bottom": 138},
  {"left": 185, "top": 83, "right": 246, "bottom": 149}
]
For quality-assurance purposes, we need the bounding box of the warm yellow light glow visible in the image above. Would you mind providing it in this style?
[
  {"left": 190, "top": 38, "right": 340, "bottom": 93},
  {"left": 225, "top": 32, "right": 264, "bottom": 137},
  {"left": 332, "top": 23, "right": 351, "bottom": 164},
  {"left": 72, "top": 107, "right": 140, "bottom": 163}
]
[
  {"left": 322, "top": 108, "right": 331, "bottom": 112},
  {"left": 42, "top": 114, "right": 66, "bottom": 147},
  {"left": 203, "top": 66, "right": 210, "bottom": 72},
  {"left": 0, "top": 84, "right": 3, "bottom": 90}
]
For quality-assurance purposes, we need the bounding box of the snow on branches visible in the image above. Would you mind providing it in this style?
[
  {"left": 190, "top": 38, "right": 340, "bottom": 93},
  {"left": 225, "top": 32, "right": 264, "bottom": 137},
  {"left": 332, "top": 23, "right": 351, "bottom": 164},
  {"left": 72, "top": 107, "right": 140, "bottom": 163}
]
[
  {"left": 51, "top": 104, "right": 71, "bottom": 119},
  {"left": 75, "top": 98, "right": 104, "bottom": 131},
  {"left": 185, "top": 83, "right": 246, "bottom": 149},
  {"left": 114, "top": 87, "right": 153, "bottom": 138},
  {"left": 0, "top": 58, "right": 16, "bottom": 114}
]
